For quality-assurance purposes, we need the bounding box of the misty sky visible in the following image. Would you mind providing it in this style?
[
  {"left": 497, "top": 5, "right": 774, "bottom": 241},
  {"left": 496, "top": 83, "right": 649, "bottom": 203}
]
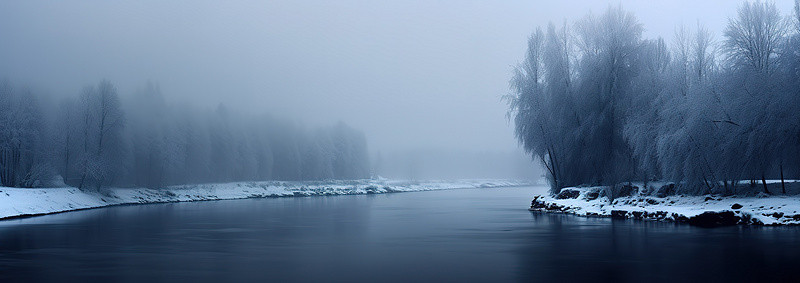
[{"left": 1, "top": 0, "right": 795, "bottom": 155}]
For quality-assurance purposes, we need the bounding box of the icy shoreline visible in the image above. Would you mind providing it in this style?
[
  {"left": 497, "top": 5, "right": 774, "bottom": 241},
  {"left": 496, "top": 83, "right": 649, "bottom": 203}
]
[
  {"left": 530, "top": 185, "right": 800, "bottom": 226},
  {"left": 0, "top": 179, "right": 531, "bottom": 220}
]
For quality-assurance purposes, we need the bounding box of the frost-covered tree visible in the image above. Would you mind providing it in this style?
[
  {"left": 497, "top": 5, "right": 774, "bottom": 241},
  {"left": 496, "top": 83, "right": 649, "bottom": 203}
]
[
  {"left": 269, "top": 119, "right": 303, "bottom": 181},
  {"left": 128, "top": 82, "right": 163, "bottom": 187},
  {"left": 53, "top": 98, "right": 80, "bottom": 186},
  {"left": 790, "top": 0, "right": 799, "bottom": 37},
  {"left": 724, "top": 1, "right": 789, "bottom": 74},
  {"left": 508, "top": 6, "right": 646, "bottom": 193},
  {"left": 721, "top": 1, "right": 791, "bottom": 194},
  {"left": 507, "top": 27, "right": 558, "bottom": 191},
  {"left": 303, "top": 128, "right": 335, "bottom": 180},
  {"left": 691, "top": 23, "right": 716, "bottom": 83},
  {"left": 510, "top": 2, "right": 800, "bottom": 196},
  {"left": 77, "top": 80, "right": 126, "bottom": 190},
  {"left": 330, "top": 122, "right": 370, "bottom": 180},
  {"left": 0, "top": 78, "right": 372, "bottom": 188},
  {"left": 248, "top": 118, "right": 274, "bottom": 181},
  {"left": 0, "top": 81, "right": 14, "bottom": 187},
  {"left": 623, "top": 37, "right": 670, "bottom": 186},
  {"left": 177, "top": 108, "right": 212, "bottom": 184},
  {"left": 0, "top": 81, "right": 50, "bottom": 187},
  {"left": 572, "top": 5, "right": 642, "bottom": 186}
]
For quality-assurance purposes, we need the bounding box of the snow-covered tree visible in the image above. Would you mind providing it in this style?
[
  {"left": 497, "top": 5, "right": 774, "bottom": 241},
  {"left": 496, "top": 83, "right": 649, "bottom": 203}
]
[
  {"left": 623, "top": 37, "right": 670, "bottom": 186},
  {"left": 77, "top": 80, "right": 126, "bottom": 190},
  {"left": 724, "top": 1, "right": 789, "bottom": 74},
  {"left": 53, "top": 98, "right": 80, "bottom": 186},
  {"left": 510, "top": 2, "right": 800, "bottom": 196},
  {"left": 0, "top": 81, "right": 50, "bottom": 187},
  {"left": 330, "top": 122, "right": 370, "bottom": 180}
]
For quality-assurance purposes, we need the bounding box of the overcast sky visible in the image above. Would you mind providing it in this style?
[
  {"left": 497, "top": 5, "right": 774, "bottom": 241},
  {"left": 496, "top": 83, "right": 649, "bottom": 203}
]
[{"left": 1, "top": 0, "right": 795, "bottom": 156}]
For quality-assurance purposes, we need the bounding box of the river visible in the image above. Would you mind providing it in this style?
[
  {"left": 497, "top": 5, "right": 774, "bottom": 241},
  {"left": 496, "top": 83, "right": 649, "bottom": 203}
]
[{"left": 1, "top": 186, "right": 799, "bottom": 282}]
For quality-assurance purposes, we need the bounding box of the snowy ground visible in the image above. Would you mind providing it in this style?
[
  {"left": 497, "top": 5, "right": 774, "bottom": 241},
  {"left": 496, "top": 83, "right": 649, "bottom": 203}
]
[
  {"left": 530, "top": 182, "right": 800, "bottom": 226},
  {"left": 0, "top": 179, "right": 531, "bottom": 220}
]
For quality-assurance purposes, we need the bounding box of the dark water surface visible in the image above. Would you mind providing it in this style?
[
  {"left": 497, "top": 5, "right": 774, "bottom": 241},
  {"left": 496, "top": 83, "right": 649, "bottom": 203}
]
[{"left": 1, "top": 186, "right": 799, "bottom": 282}]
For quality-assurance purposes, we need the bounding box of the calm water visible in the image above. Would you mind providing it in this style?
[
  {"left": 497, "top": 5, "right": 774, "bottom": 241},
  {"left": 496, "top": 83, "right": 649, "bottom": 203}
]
[{"left": 1, "top": 186, "right": 800, "bottom": 282}]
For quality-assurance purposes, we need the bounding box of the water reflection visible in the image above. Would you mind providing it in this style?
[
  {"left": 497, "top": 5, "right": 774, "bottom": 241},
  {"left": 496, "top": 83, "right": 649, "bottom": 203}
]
[
  {"left": 516, "top": 212, "right": 800, "bottom": 282},
  {"left": 0, "top": 187, "right": 799, "bottom": 282}
]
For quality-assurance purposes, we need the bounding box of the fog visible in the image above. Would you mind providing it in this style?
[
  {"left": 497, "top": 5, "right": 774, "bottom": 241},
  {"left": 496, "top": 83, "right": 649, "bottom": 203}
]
[{"left": 2, "top": 0, "right": 794, "bottom": 181}]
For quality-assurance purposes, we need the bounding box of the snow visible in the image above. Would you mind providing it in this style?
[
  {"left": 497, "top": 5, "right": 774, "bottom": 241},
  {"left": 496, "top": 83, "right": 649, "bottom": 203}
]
[
  {"left": 0, "top": 179, "right": 532, "bottom": 220},
  {"left": 531, "top": 183, "right": 800, "bottom": 226}
]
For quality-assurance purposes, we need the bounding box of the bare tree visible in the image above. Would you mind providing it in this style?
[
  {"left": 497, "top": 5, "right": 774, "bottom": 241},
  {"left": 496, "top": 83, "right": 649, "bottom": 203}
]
[
  {"left": 691, "top": 22, "right": 716, "bottom": 83},
  {"left": 673, "top": 24, "right": 691, "bottom": 96},
  {"left": 795, "top": 0, "right": 800, "bottom": 32},
  {"left": 0, "top": 81, "right": 49, "bottom": 188},
  {"left": 724, "top": 1, "right": 789, "bottom": 73},
  {"left": 507, "top": 28, "right": 560, "bottom": 191},
  {"left": 0, "top": 80, "right": 17, "bottom": 187},
  {"left": 53, "top": 98, "right": 80, "bottom": 186},
  {"left": 78, "top": 80, "right": 125, "bottom": 190}
]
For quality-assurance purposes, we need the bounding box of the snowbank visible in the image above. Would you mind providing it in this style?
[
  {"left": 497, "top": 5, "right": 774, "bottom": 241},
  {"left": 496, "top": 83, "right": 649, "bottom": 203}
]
[
  {"left": 0, "top": 179, "right": 531, "bottom": 220},
  {"left": 530, "top": 184, "right": 800, "bottom": 226}
]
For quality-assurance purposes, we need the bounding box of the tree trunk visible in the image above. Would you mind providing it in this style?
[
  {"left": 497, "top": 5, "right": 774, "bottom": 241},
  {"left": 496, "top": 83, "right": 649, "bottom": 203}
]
[
  {"left": 0, "top": 149, "right": 8, "bottom": 187},
  {"left": 762, "top": 174, "right": 770, "bottom": 194},
  {"left": 63, "top": 134, "right": 70, "bottom": 186},
  {"left": 702, "top": 175, "right": 712, "bottom": 194},
  {"left": 79, "top": 103, "right": 91, "bottom": 190},
  {"left": 723, "top": 180, "right": 729, "bottom": 196},
  {"left": 643, "top": 169, "right": 649, "bottom": 195},
  {"left": 0, "top": 148, "right": 20, "bottom": 187},
  {"left": 780, "top": 164, "right": 786, "bottom": 194}
]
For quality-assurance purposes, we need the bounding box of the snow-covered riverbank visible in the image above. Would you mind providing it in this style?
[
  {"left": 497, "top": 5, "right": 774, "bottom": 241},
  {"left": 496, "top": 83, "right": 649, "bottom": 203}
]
[
  {"left": 530, "top": 184, "right": 800, "bottom": 226},
  {"left": 0, "top": 179, "right": 531, "bottom": 220}
]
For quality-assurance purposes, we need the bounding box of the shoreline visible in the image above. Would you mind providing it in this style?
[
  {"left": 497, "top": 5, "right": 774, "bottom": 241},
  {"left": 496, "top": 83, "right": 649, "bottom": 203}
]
[
  {"left": 0, "top": 179, "right": 532, "bottom": 221},
  {"left": 529, "top": 185, "right": 800, "bottom": 227}
]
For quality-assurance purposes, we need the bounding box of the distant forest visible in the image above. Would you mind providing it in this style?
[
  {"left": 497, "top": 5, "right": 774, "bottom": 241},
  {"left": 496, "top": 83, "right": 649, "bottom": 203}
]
[
  {"left": 507, "top": 1, "right": 800, "bottom": 195},
  {"left": 0, "top": 80, "right": 370, "bottom": 189}
]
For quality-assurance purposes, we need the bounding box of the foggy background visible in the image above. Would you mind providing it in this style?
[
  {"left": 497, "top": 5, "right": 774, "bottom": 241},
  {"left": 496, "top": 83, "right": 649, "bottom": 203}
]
[{"left": 2, "top": 0, "right": 793, "bottom": 181}]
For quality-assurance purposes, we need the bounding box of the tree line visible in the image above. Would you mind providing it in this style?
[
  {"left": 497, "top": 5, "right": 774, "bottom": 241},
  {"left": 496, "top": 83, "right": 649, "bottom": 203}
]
[
  {"left": 507, "top": 1, "right": 800, "bottom": 195},
  {"left": 0, "top": 80, "right": 370, "bottom": 189}
]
